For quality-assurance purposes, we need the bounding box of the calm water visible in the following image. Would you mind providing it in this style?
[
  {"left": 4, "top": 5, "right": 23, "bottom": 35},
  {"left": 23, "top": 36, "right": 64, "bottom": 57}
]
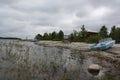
[{"left": 0, "top": 40, "right": 119, "bottom": 80}]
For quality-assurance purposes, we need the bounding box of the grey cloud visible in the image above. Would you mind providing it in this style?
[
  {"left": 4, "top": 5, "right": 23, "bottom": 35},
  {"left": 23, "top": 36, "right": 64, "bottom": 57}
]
[
  {"left": 0, "top": 0, "right": 120, "bottom": 38},
  {"left": 0, "top": 0, "right": 17, "bottom": 6}
]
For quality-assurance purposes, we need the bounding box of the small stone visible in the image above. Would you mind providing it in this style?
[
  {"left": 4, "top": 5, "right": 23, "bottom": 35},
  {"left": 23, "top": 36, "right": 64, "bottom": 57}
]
[{"left": 88, "top": 64, "right": 100, "bottom": 75}]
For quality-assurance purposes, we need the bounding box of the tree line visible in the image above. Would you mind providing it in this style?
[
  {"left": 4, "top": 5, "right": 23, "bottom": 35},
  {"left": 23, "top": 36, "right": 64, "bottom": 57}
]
[
  {"left": 35, "top": 25, "right": 120, "bottom": 43},
  {"left": 35, "top": 30, "right": 64, "bottom": 41}
]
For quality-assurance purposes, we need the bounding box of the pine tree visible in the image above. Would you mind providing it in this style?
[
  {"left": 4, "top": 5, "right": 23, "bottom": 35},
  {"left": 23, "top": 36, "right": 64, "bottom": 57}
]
[
  {"left": 48, "top": 33, "right": 52, "bottom": 40},
  {"left": 43, "top": 33, "right": 49, "bottom": 40},
  {"left": 80, "top": 25, "right": 87, "bottom": 41},
  {"left": 35, "top": 34, "right": 42, "bottom": 40},
  {"left": 58, "top": 30, "right": 64, "bottom": 40},
  {"left": 69, "top": 33, "right": 74, "bottom": 42},
  {"left": 109, "top": 25, "right": 116, "bottom": 39},
  {"left": 99, "top": 25, "right": 108, "bottom": 38},
  {"left": 52, "top": 31, "right": 57, "bottom": 40},
  {"left": 115, "top": 28, "right": 120, "bottom": 43}
]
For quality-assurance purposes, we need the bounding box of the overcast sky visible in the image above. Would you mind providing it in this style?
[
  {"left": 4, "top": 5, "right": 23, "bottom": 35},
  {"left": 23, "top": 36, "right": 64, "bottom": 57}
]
[{"left": 0, "top": 0, "right": 120, "bottom": 39}]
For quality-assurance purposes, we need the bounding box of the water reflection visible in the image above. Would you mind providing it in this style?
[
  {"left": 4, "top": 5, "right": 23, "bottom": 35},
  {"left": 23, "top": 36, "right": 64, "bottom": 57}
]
[{"left": 0, "top": 40, "right": 119, "bottom": 80}]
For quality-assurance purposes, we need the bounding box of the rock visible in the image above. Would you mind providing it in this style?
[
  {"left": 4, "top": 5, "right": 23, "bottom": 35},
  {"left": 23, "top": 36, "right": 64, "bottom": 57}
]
[{"left": 88, "top": 64, "right": 100, "bottom": 75}]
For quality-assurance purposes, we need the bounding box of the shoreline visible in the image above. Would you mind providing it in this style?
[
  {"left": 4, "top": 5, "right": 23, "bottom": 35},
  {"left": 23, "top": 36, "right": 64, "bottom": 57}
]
[
  {"left": 36, "top": 41, "right": 120, "bottom": 63},
  {"left": 36, "top": 41, "right": 92, "bottom": 51},
  {"left": 36, "top": 41, "right": 120, "bottom": 52}
]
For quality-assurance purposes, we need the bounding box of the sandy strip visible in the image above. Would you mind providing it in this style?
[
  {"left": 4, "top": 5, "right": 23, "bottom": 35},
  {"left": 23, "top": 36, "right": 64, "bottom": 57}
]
[
  {"left": 36, "top": 41, "right": 120, "bottom": 53},
  {"left": 36, "top": 41, "right": 120, "bottom": 61},
  {"left": 36, "top": 41, "right": 92, "bottom": 51}
]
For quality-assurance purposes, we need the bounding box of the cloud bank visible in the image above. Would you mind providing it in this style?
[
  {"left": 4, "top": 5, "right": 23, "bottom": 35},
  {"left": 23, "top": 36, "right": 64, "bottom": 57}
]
[{"left": 0, "top": 0, "right": 120, "bottom": 38}]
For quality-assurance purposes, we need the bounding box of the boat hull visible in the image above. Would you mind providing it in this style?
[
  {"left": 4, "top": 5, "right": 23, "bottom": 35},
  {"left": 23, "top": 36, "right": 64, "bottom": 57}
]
[{"left": 90, "top": 40, "right": 115, "bottom": 50}]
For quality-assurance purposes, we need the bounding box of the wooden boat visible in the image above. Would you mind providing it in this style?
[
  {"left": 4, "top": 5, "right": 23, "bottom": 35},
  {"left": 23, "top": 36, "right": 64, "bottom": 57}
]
[{"left": 90, "top": 38, "right": 115, "bottom": 50}]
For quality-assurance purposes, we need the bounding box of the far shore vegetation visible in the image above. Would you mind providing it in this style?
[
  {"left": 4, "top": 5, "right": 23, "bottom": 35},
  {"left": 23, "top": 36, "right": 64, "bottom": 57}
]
[{"left": 35, "top": 25, "right": 120, "bottom": 43}]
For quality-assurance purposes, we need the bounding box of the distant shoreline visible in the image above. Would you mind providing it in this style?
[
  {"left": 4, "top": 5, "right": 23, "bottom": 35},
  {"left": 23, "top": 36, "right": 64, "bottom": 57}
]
[{"left": 0, "top": 37, "right": 21, "bottom": 40}]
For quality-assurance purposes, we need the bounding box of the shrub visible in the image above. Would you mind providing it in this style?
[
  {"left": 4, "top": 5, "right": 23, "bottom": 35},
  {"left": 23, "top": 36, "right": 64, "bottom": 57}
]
[{"left": 86, "top": 35, "right": 102, "bottom": 43}]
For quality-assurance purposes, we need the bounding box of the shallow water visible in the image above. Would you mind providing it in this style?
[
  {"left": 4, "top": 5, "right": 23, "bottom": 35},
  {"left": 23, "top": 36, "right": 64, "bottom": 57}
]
[{"left": 0, "top": 40, "right": 119, "bottom": 80}]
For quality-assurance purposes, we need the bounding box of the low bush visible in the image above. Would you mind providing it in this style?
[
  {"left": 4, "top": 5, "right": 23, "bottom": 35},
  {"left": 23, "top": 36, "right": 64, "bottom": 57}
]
[{"left": 86, "top": 35, "right": 102, "bottom": 43}]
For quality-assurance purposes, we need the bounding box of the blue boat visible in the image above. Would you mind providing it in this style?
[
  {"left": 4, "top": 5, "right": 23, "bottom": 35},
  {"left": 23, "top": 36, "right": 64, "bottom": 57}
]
[{"left": 90, "top": 38, "right": 115, "bottom": 50}]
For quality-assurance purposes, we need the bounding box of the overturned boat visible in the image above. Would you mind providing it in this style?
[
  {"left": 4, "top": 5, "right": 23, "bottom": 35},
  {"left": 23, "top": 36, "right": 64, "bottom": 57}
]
[{"left": 90, "top": 38, "right": 115, "bottom": 50}]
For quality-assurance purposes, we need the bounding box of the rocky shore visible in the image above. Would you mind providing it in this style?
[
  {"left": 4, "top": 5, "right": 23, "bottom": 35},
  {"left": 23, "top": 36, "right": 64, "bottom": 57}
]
[
  {"left": 36, "top": 41, "right": 120, "bottom": 64},
  {"left": 36, "top": 41, "right": 91, "bottom": 51},
  {"left": 36, "top": 41, "right": 120, "bottom": 54}
]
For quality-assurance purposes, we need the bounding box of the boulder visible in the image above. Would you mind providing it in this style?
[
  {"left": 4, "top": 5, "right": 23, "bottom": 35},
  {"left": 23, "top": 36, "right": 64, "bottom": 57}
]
[{"left": 88, "top": 64, "right": 100, "bottom": 75}]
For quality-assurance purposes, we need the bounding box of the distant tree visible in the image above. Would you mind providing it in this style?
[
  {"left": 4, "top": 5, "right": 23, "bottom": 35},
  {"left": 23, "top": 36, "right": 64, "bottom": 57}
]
[
  {"left": 107, "top": 26, "right": 120, "bottom": 43},
  {"left": 109, "top": 25, "right": 116, "bottom": 40},
  {"left": 43, "top": 33, "right": 49, "bottom": 40},
  {"left": 69, "top": 30, "right": 81, "bottom": 42},
  {"left": 52, "top": 31, "right": 57, "bottom": 40},
  {"left": 73, "top": 30, "right": 78, "bottom": 41},
  {"left": 78, "top": 32, "right": 82, "bottom": 41},
  {"left": 99, "top": 25, "right": 108, "bottom": 38},
  {"left": 35, "top": 34, "right": 42, "bottom": 40},
  {"left": 48, "top": 33, "right": 52, "bottom": 40},
  {"left": 115, "top": 27, "right": 120, "bottom": 43},
  {"left": 69, "top": 33, "right": 74, "bottom": 42},
  {"left": 58, "top": 30, "right": 64, "bottom": 40},
  {"left": 80, "top": 25, "right": 87, "bottom": 41}
]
